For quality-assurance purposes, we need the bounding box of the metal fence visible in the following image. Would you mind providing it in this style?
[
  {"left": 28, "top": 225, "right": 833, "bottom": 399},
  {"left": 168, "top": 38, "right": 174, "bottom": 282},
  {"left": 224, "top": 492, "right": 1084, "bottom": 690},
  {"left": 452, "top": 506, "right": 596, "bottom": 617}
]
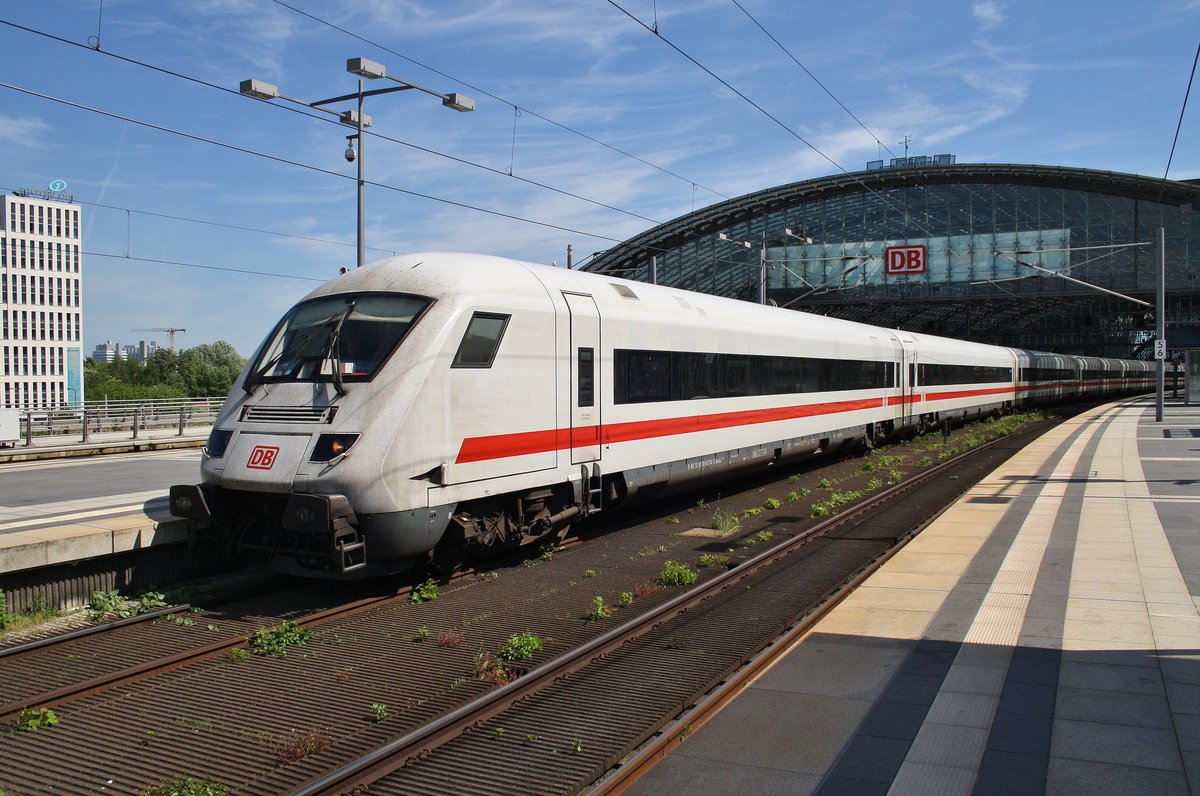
[{"left": 2, "top": 397, "right": 225, "bottom": 446}]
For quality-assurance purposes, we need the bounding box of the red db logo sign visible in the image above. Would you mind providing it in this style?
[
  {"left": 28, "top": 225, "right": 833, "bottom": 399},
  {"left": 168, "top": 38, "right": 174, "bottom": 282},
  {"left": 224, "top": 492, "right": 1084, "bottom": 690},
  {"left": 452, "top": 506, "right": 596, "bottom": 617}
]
[
  {"left": 885, "top": 245, "right": 927, "bottom": 275},
  {"left": 247, "top": 445, "right": 280, "bottom": 470}
]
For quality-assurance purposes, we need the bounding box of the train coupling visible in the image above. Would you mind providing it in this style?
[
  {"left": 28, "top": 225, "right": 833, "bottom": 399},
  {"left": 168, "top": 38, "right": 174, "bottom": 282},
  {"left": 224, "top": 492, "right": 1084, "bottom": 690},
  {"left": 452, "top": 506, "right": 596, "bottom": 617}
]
[{"left": 282, "top": 493, "right": 366, "bottom": 573}]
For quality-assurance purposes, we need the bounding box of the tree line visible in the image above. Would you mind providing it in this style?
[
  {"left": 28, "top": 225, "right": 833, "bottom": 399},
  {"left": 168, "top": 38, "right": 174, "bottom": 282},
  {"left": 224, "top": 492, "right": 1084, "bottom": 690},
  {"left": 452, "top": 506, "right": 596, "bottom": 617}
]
[{"left": 85, "top": 341, "right": 246, "bottom": 400}]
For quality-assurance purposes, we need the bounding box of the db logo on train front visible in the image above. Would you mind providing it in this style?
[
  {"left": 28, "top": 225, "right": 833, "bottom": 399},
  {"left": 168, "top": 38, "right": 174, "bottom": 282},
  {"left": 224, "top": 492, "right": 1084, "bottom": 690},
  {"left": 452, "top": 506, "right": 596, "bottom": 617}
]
[{"left": 247, "top": 445, "right": 280, "bottom": 470}]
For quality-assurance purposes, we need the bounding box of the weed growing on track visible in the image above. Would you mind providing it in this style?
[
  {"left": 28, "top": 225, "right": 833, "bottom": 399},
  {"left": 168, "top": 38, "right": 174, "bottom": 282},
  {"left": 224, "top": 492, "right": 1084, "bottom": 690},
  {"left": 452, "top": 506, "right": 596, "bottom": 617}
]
[
  {"left": 474, "top": 650, "right": 514, "bottom": 684},
  {"left": 710, "top": 508, "right": 740, "bottom": 536},
  {"left": 16, "top": 707, "right": 58, "bottom": 732},
  {"left": 697, "top": 553, "right": 730, "bottom": 569},
  {"left": 620, "top": 591, "right": 634, "bottom": 606},
  {"left": 435, "top": 629, "right": 465, "bottom": 647},
  {"left": 88, "top": 589, "right": 168, "bottom": 622},
  {"left": 370, "top": 703, "right": 388, "bottom": 723},
  {"left": 659, "top": 560, "right": 698, "bottom": 586},
  {"left": 140, "top": 777, "right": 229, "bottom": 796},
  {"left": 587, "top": 597, "right": 612, "bottom": 621},
  {"left": 274, "top": 727, "right": 332, "bottom": 763},
  {"left": 250, "top": 620, "right": 312, "bottom": 657},
  {"left": 499, "top": 632, "right": 544, "bottom": 660},
  {"left": 410, "top": 579, "right": 440, "bottom": 604}
]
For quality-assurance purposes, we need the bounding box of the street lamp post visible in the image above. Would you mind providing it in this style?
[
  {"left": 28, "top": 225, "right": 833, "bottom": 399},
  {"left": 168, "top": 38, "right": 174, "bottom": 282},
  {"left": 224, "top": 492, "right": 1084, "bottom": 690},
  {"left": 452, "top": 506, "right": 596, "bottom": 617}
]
[{"left": 240, "top": 58, "right": 475, "bottom": 268}]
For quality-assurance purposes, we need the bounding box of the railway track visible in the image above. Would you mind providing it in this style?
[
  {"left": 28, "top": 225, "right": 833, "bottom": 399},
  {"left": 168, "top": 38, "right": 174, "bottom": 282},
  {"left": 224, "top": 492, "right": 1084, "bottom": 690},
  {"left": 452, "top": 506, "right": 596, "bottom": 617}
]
[
  {"left": 0, "top": 412, "right": 1053, "bottom": 795},
  {"left": 290, "top": 416, "right": 1053, "bottom": 795}
]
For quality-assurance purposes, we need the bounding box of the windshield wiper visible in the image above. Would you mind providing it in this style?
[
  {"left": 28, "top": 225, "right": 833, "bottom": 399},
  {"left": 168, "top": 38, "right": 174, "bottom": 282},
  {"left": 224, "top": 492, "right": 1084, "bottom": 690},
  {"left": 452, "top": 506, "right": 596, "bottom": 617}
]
[{"left": 324, "top": 300, "right": 357, "bottom": 397}]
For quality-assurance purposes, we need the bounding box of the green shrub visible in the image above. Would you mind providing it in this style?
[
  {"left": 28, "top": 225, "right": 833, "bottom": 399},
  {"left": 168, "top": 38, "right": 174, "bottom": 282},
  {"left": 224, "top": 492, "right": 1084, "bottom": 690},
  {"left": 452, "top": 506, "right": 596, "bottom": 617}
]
[
  {"left": 658, "top": 560, "right": 698, "bottom": 586},
  {"left": 250, "top": 621, "right": 312, "bottom": 657},
  {"left": 499, "top": 632, "right": 544, "bottom": 660},
  {"left": 141, "top": 778, "right": 228, "bottom": 796},
  {"left": 410, "top": 579, "right": 439, "bottom": 604}
]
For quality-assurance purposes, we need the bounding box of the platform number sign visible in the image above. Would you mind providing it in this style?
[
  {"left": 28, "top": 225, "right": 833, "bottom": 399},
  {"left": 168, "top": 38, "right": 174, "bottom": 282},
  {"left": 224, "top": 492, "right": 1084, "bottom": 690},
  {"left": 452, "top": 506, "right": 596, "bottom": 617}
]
[
  {"left": 1154, "top": 339, "right": 1167, "bottom": 360},
  {"left": 885, "top": 245, "right": 927, "bottom": 275}
]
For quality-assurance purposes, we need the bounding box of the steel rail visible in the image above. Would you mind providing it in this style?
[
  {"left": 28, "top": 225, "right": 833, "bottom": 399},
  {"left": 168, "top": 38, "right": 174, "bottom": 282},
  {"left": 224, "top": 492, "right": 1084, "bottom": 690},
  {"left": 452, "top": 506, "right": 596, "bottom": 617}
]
[{"left": 0, "top": 582, "right": 433, "bottom": 722}]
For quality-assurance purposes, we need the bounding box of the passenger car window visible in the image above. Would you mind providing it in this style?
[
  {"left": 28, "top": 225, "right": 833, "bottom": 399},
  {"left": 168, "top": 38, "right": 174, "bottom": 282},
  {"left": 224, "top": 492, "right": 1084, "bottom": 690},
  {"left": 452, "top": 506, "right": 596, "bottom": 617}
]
[{"left": 452, "top": 312, "right": 510, "bottom": 368}]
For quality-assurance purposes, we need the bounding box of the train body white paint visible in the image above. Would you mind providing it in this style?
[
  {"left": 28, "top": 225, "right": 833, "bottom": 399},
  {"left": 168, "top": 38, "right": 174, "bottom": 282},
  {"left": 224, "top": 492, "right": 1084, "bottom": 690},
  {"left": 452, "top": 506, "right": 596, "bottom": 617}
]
[{"left": 169, "top": 253, "right": 1154, "bottom": 577}]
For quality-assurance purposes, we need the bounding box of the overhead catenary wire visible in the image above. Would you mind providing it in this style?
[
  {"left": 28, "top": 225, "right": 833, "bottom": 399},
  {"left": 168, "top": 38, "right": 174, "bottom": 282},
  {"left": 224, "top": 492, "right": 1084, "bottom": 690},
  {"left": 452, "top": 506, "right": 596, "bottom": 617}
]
[
  {"left": 728, "top": 0, "right": 899, "bottom": 161},
  {"left": 0, "top": 81, "right": 629, "bottom": 246},
  {"left": 266, "top": 0, "right": 731, "bottom": 202},
  {"left": 0, "top": 18, "right": 665, "bottom": 229}
]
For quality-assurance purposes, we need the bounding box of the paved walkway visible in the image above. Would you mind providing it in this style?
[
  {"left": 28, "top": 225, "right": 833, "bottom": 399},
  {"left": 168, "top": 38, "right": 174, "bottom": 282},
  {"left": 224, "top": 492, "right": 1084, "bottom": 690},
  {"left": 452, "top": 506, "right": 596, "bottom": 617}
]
[
  {"left": 629, "top": 396, "right": 1200, "bottom": 795},
  {"left": 0, "top": 427, "right": 210, "bottom": 575}
]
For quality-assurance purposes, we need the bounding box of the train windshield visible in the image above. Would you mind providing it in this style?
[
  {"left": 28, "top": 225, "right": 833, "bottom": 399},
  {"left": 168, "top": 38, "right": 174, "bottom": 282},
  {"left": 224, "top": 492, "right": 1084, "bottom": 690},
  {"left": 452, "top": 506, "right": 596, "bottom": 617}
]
[{"left": 246, "top": 293, "right": 431, "bottom": 391}]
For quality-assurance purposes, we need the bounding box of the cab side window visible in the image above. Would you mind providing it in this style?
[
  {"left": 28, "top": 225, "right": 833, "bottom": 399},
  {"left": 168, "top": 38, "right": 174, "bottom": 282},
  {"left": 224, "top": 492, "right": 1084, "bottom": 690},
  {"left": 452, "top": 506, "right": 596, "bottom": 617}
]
[{"left": 452, "top": 312, "right": 510, "bottom": 368}]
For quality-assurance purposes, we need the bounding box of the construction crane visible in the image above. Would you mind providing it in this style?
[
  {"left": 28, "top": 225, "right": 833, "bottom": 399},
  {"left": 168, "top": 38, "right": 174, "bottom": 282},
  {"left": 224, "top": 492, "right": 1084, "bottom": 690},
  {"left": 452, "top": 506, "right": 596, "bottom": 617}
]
[{"left": 132, "top": 327, "right": 188, "bottom": 353}]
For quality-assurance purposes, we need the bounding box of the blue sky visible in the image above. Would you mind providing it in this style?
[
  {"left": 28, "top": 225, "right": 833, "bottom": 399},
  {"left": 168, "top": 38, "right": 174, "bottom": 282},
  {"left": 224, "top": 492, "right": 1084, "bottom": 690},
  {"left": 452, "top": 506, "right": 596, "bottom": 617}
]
[{"left": 2, "top": 0, "right": 1198, "bottom": 358}]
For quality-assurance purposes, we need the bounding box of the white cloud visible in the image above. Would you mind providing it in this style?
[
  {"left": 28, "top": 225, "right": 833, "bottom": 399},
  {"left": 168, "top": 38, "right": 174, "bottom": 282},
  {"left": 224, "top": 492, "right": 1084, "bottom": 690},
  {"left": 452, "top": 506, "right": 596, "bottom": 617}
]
[
  {"left": 0, "top": 115, "right": 50, "bottom": 146},
  {"left": 972, "top": 1, "right": 1005, "bottom": 29}
]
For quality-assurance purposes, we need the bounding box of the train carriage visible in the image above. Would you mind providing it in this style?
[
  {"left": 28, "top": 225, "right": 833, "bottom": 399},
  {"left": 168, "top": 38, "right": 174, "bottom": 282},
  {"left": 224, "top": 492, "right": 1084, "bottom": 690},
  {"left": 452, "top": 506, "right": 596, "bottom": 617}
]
[{"left": 170, "top": 253, "right": 1153, "bottom": 578}]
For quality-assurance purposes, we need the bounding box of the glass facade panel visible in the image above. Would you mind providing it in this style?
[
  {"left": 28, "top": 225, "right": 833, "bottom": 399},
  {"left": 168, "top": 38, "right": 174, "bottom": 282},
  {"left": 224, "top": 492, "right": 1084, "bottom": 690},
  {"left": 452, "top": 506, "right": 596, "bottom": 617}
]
[{"left": 587, "top": 165, "right": 1200, "bottom": 359}]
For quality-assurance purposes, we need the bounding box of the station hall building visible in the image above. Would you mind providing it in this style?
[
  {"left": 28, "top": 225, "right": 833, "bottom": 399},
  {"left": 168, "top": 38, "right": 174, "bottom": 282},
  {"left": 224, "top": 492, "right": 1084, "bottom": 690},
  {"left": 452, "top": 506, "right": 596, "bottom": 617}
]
[{"left": 583, "top": 162, "right": 1200, "bottom": 364}]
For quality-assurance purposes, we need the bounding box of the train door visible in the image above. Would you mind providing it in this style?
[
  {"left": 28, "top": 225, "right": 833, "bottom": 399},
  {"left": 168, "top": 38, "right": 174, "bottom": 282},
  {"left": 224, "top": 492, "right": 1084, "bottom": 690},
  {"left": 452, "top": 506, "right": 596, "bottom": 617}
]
[
  {"left": 897, "top": 335, "right": 917, "bottom": 426},
  {"left": 563, "top": 292, "right": 601, "bottom": 464}
]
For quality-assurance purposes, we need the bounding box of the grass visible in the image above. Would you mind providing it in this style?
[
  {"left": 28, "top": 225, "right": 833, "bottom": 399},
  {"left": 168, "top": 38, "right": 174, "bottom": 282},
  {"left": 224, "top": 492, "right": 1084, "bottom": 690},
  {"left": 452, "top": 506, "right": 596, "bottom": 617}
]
[{"left": 0, "top": 591, "right": 62, "bottom": 636}]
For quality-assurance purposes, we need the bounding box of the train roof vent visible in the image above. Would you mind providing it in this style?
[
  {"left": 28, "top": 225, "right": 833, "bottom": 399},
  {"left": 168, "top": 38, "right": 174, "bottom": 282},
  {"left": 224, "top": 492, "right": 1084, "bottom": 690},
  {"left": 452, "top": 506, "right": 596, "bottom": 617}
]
[
  {"left": 240, "top": 405, "right": 338, "bottom": 424},
  {"left": 610, "top": 283, "right": 639, "bottom": 300}
]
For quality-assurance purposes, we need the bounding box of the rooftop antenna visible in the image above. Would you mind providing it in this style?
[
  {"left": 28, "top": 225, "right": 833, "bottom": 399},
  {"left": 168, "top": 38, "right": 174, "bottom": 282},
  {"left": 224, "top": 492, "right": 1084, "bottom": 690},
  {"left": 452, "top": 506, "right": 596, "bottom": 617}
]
[{"left": 900, "top": 134, "right": 912, "bottom": 158}]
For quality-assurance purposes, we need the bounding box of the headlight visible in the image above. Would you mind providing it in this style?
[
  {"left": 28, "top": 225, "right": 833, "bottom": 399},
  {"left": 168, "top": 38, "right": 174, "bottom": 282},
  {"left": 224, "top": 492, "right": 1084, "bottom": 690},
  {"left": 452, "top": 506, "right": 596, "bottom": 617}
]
[
  {"left": 311, "top": 433, "right": 360, "bottom": 462},
  {"left": 206, "top": 429, "right": 234, "bottom": 458}
]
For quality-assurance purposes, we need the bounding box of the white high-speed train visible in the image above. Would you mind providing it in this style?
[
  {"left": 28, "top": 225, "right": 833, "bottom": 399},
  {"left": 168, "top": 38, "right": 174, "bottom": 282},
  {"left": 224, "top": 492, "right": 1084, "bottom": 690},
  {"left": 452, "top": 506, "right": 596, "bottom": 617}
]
[{"left": 169, "top": 253, "right": 1154, "bottom": 577}]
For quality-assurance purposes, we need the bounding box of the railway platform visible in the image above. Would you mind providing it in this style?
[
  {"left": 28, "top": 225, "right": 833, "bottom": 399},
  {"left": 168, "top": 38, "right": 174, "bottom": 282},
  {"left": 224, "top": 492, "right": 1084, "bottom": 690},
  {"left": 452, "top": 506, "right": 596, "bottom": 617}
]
[
  {"left": 626, "top": 395, "right": 1200, "bottom": 795},
  {"left": 0, "top": 426, "right": 209, "bottom": 580}
]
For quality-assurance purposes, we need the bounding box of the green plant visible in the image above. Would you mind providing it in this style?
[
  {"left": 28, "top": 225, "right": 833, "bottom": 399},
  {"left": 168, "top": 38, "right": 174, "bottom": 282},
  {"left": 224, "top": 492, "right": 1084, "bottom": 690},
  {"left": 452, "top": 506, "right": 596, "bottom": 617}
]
[
  {"left": 571, "top": 738, "right": 584, "bottom": 753},
  {"left": 413, "top": 625, "right": 432, "bottom": 642},
  {"left": 811, "top": 502, "right": 831, "bottom": 517},
  {"left": 478, "top": 571, "right": 499, "bottom": 581},
  {"left": 888, "top": 468, "right": 905, "bottom": 483},
  {"left": 786, "top": 490, "right": 800, "bottom": 502},
  {"left": 755, "top": 531, "right": 773, "bottom": 543},
  {"left": 658, "top": 560, "right": 698, "bottom": 586},
  {"left": 710, "top": 508, "right": 740, "bottom": 535},
  {"left": 584, "top": 568, "right": 597, "bottom": 578},
  {"left": 0, "top": 588, "right": 8, "bottom": 630},
  {"left": 587, "top": 596, "right": 612, "bottom": 621},
  {"left": 787, "top": 474, "right": 800, "bottom": 483},
  {"left": 619, "top": 591, "right": 634, "bottom": 606},
  {"left": 665, "top": 516, "right": 680, "bottom": 525},
  {"left": 866, "top": 478, "right": 883, "bottom": 492},
  {"left": 410, "top": 579, "right": 440, "bottom": 604},
  {"left": 370, "top": 703, "right": 388, "bottom": 723},
  {"left": 140, "top": 778, "right": 229, "bottom": 796},
  {"left": 250, "top": 620, "right": 312, "bottom": 657},
  {"left": 163, "top": 613, "right": 195, "bottom": 626},
  {"left": 539, "top": 543, "right": 557, "bottom": 561},
  {"left": 742, "top": 507, "right": 763, "bottom": 518},
  {"left": 16, "top": 707, "right": 58, "bottom": 732},
  {"left": 228, "top": 648, "right": 249, "bottom": 662},
  {"left": 763, "top": 497, "right": 782, "bottom": 510},
  {"left": 697, "top": 553, "right": 730, "bottom": 568},
  {"left": 816, "top": 477, "right": 834, "bottom": 489},
  {"left": 524, "top": 733, "right": 539, "bottom": 745},
  {"left": 499, "top": 632, "right": 544, "bottom": 661},
  {"left": 918, "top": 456, "right": 933, "bottom": 466}
]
